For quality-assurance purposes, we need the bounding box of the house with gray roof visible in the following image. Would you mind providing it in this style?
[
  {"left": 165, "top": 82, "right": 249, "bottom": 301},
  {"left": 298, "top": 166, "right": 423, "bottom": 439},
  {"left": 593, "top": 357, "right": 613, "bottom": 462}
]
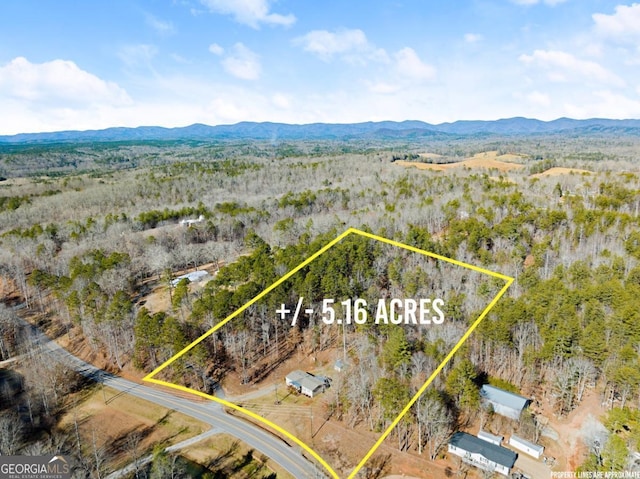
[
  {"left": 480, "top": 384, "right": 531, "bottom": 420},
  {"left": 285, "top": 370, "right": 326, "bottom": 398},
  {"left": 448, "top": 432, "right": 518, "bottom": 476}
]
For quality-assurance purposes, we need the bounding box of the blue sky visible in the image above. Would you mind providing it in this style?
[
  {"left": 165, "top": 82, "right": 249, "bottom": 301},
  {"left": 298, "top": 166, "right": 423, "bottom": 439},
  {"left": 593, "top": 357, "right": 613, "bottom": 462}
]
[{"left": 0, "top": 0, "right": 639, "bottom": 134}]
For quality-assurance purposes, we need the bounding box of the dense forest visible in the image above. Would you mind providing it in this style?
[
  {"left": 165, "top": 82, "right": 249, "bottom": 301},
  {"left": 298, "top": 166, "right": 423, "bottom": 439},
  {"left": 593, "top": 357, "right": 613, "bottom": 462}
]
[{"left": 1, "top": 133, "right": 640, "bottom": 476}]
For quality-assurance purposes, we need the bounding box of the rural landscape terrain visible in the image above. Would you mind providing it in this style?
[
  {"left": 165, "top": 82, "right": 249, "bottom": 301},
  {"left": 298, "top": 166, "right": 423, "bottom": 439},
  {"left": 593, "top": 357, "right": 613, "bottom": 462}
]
[{"left": 1, "top": 118, "right": 640, "bottom": 478}]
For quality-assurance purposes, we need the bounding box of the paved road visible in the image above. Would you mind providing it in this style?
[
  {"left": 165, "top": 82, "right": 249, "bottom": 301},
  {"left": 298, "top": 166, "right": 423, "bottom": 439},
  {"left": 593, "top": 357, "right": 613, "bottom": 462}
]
[{"left": 16, "top": 318, "right": 323, "bottom": 479}]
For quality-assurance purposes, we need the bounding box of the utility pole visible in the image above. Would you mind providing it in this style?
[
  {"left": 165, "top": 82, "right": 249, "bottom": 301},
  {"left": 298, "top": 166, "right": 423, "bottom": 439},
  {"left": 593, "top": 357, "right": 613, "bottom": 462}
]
[
  {"left": 101, "top": 371, "right": 106, "bottom": 404},
  {"left": 342, "top": 319, "right": 346, "bottom": 361},
  {"left": 274, "top": 382, "right": 280, "bottom": 405}
]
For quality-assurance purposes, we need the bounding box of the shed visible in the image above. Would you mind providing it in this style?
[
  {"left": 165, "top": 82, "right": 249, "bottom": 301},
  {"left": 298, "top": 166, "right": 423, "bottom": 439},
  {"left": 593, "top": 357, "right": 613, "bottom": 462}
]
[
  {"left": 480, "top": 384, "right": 531, "bottom": 420},
  {"left": 477, "top": 430, "right": 504, "bottom": 446},
  {"left": 509, "top": 435, "right": 544, "bottom": 459},
  {"left": 448, "top": 432, "right": 517, "bottom": 477}
]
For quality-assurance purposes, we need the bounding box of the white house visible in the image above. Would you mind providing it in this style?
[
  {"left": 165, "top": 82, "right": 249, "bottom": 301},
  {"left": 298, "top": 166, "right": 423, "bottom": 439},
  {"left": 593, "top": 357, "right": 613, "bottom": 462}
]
[
  {"left": 480, "top": 384, "right": 531, "bottom": 420},
  {"left": 180, "top": 214, "right": 205, "bottom": 227},
  {"left": 285, "top": 370, "right": 326, "bottom": 398},
  {"left": 509, "top": 435, "right": 544, "bottom": 459},
  {"left": 448, "top": 432, "right": 518, "bottom": 477}
]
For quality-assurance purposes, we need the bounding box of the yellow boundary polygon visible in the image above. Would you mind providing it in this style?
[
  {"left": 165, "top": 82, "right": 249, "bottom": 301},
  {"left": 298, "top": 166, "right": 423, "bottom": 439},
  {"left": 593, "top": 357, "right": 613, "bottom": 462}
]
[{"left": 143, "top": 227, "right": 514, "bottom": 479}]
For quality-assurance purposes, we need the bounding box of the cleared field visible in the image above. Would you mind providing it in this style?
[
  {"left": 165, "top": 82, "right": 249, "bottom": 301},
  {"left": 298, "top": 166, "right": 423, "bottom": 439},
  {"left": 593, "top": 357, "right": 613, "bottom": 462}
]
[
  {"left": 397, "top": 150, "right": 525, "bottom": 172},
  {"left": 181, "top": 433, "right": 294, "bottom": 479},
  {"left": 59, "top": 385, "right": 209, "bottom": 470},
  {"left": 397, "top": 157, "right": 524, "bottom": 172},
  {"left": 531, "top": 167, "right": 593, "bottom": 177}
]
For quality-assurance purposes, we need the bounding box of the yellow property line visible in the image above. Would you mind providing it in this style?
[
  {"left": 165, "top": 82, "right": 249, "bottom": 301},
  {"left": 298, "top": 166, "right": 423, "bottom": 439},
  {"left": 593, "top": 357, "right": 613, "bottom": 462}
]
[
  {"left": 143, "top": 228, "right": 353, "bottom": 381},
  {"left": 346, "top": 276, "right": 513, "bottom": 478},
  {"left": 143, "top": 227, "right": 514, "bottom": 479},
  {"left": 350, "top": 228, "right": 513, "bottom": 282}
]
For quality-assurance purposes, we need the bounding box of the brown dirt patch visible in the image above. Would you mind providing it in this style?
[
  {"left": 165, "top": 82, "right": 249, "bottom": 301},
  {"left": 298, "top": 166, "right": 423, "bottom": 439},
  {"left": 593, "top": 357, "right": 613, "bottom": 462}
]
[
  {"left": 395, "top": 161, "right": 450, "bottom": 172},
  {"left": 495, "top": 153, "right": 525, "bottom": 162},
  {"left": 531, "top": 167, "right": 593, "bottom": 177},
  {"left": 532, "top": 388, "right": 605, "bottom": 471},
  {"left": 524, "top": 254, "right": 536, "bottom": 268},
  {"left": 140, "top": 282, "right": 172, "bottom": 315}
]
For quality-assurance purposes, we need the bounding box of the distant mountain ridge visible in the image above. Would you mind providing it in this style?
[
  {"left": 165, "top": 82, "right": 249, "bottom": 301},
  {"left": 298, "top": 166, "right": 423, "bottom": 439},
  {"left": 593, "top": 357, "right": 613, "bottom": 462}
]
[{"left": 1, "top": 117, "right": 640, "bottom": 144}]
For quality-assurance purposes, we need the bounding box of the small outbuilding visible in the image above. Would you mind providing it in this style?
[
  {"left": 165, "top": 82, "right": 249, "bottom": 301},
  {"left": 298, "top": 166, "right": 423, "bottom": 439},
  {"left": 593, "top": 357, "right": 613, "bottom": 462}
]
[
  {"left": 285, "top": 370, "right": 326, "bottom": 398},
  {"left": 480, "top": 384, "right": 531, "bottom": 420},
  {"left": 448, "top": 432, "right": 518, "bottom": 477},
  {"left": 509, "top": 434, "right": 544, "bottom": 459},
  {"left": 477, "top": 429, "right": 504, "bottom": 446},
  {"left": 171, "top": 270, "right": 210, "bottom": 287}
]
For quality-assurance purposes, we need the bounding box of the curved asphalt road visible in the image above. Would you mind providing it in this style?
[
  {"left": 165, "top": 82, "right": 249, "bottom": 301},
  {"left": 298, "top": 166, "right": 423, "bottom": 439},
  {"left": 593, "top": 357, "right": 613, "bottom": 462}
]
[{"left": 18, "top": 317, "right": 324, "bottom": 479}]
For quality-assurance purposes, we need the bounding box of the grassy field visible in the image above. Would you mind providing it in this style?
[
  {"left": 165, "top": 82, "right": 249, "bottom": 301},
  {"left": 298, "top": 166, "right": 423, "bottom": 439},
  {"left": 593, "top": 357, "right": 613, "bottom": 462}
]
[
  {"left": 59, "top": 385, "right": 210, "bottom": 472},
  {"left": 181, "top": 433, "right": 295, "bottom": 479}
]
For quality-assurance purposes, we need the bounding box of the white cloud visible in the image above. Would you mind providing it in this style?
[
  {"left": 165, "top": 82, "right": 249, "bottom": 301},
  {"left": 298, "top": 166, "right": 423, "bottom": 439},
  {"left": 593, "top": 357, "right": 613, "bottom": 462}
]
[
  {"left": 145, "top": 13, "right": 175, "bottom": 35},
  {"left": 564, "top": 90, "right": 640, "bottom": 118},
  {"left": 394, "top": 47, "right": 436, "bottom": 82},
  {"left": 0, "top": 57, "right": 131, "bottom": 107},
  {"left": 593, "top": 3, "right": 640, "bottom": 40},
  {"left": 464, "top": 33, "right": 483, "bottom": 43},
  {"left": 208, "top": 96, "right": 248, "bottom": 121},
  {"left": 221, "top": 43, "right": 261, "bottom": 80},
  {"left": 519, "top": 49, "right": 625, "bottom": 87},
  {"left": 526, "top": 90, "right": 551, "bottom": 106},
  {"left": 199, "top": 0, "right": 295, "bottom": 28},
  {"left": 511, "top": 0, "right": 568, "bottom": 5},
  {"left": 271, "top": 93, "right": 291, "bottom": 109},
  {"left": 208, "top": 43, "right": 224, "bottom": 56},
  {"left": 583, "top": 42, "right": 603, "bottom": 57},
  {"left": 365, "top": 47, "right": 436, "bottom": 95},
  {"left": 118, "top": 44, "right": 158, "bottom": 67},
  {"left": 293, "top": 29, "right": 388, "bottom": 64},
  {"left": 367, "top": 81, "right": 402, "bottom": 94},
  {"left": 170, "top": 53, "right": 191, "bottom": 64}
]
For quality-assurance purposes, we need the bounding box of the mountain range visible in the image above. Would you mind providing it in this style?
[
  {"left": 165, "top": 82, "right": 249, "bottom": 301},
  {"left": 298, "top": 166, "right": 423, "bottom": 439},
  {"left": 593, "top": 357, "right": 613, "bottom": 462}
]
[{"left": 1, "top": 117, "right": 640, "bottom": 144}]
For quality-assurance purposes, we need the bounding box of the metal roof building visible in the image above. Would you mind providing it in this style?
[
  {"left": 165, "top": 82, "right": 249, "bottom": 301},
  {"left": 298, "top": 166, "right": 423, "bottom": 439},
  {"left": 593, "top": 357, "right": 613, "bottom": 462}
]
[
  {"left": 477, "top": 429, "right": 504, "bottom": 446},
  {"left": 170, "top": 270, "right": 210, "bottom": 287},
  {"left": 448, "top": 432, "right": 518, "bottom": 476},
  {"left": 285, "top": 370, "right": 326, "bottom": 398},
  {"left": 480, "top": 384, "right": 531, "bottom": 420},
  {"left": 509, "top": 434, "right": 544, "bottom": 459}
]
